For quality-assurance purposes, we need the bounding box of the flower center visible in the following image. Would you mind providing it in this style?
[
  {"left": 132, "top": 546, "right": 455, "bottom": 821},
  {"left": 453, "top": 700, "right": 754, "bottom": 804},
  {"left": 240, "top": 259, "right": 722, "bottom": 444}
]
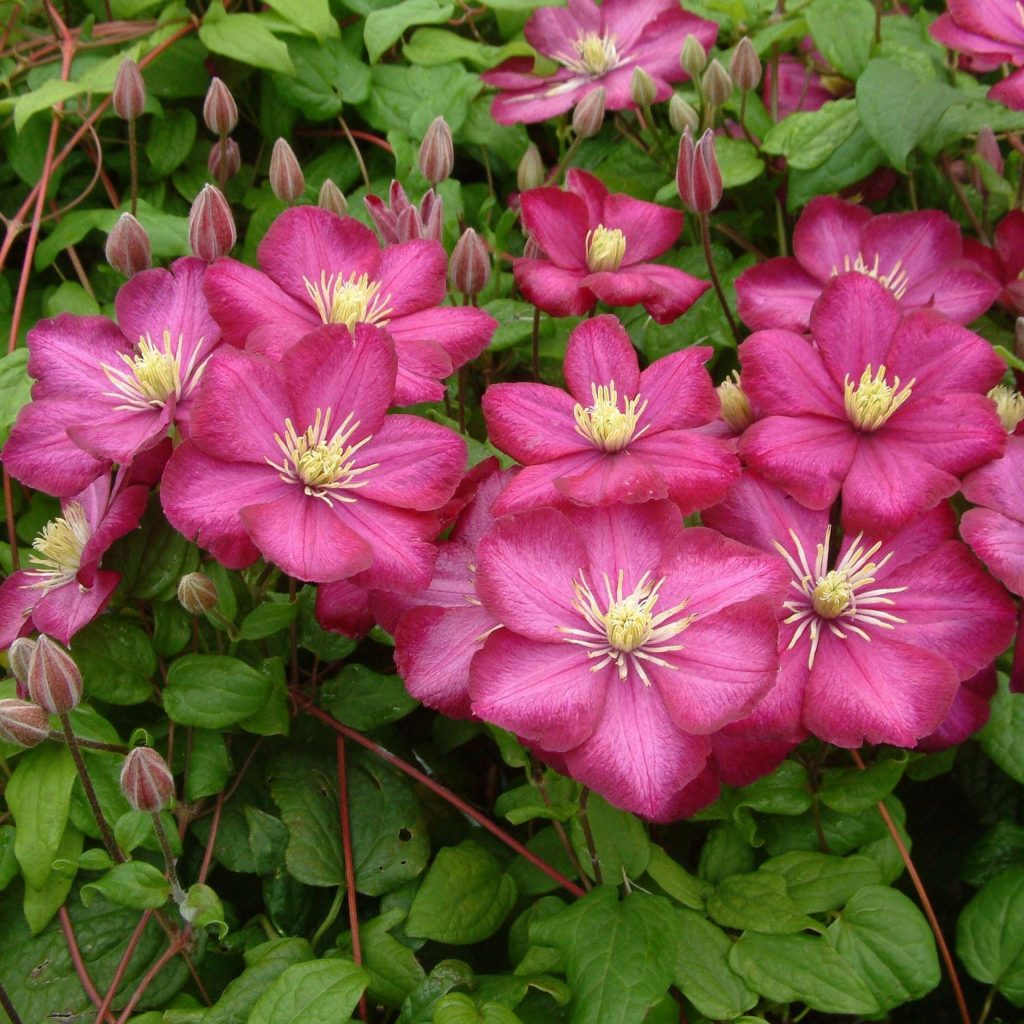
[
  {"left": 564, "top": 30, "right": 621, "bottom": 76},
  {"left": 573, "top": 381, "right": 648, "bottom": 452},
  {"left": 265, "top": 407, "right": 378, "bottom": 505},
  {"left": 811, "top": 570, "right": 853, "bottom": 618},
  {"left": 717, "top": 370, "right": 754, "bottom": 431},
  {"left": 303, "top": 271, "right": 394, "bottom": 331},
  {"left": 844, "top": 364, "right": 914, "bottom": 432},
  {"left": 101, "top": 331, "right": 205, "bottom": 411},
  {"left": 560, "top": 570, "right": 696, "bottom": 685},
  {"left": 27, "top": 502, "right": 90, "bottom": 590},
  {"left": 831, "top": 252, "right": 910, "bottom": 300},
  {"left": 585, "top": 225, "right": 627, "bottom": 272},
  {"left": 989, "top": 384, "right": 1024, "bottom": 433}
]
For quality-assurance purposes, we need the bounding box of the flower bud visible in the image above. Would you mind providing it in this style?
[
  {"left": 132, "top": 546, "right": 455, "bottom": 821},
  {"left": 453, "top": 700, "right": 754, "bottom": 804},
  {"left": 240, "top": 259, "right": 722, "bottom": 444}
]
[
  {"left": 177, "top": 573, "right": 218, "bottom": 615},
  {"left": 676, "top": 127, "right": 723, "bottom": 214},
  {"left": 572, "top": 87, "right": 606, "bottom": 139},
  {"left": 203, "top": 77, "right": 238, "bottom": 136},
  {"left": 680, "top": 34, "right": 707, "bottom": 78},
  {"left": 0, "top": 699, "right": 50, "bottom": 748},
  {"left": 730, "top": 37, "right": 762, "bottom": 92},
  {"left": 27, "top": 636, "right": 82, "bottom": 715},
  {"left": 630, "top": 67, "right": 658, "bottom": 108},
  {"left": 269, "top": 138, "right": 305, "bottom": 203},
  {"left": 106, "top": 213, "right": 151, "bottom": 277},
  {"left": 318, "top": 178, "right": 348, "bottom": 216},
  {"left": 418, "top": 115, "right": 454, "bottom": 184},
  {"left": 188, "top": 184, "right": 236, "bottom": 263},
  {"left": 702, "top": 59, "right": 733, "bottom": 106},
  {"left": 112, "top": 58, "right": 146, "bottom": 121},
  {"left": 9, "top": 637, "right": 36, "bottom": 689},
  {"left": 449, "top": 227, "right": 490, "bottom": 297},
  {"left": 668, "top": 94, "right": 699, "bottom": 134},
  {"left": 517, "top": 143, "right": 545, "bottom": 192},
  {"left": 208, "top": 137, "right": 241, "bottom": 181},
  {"left": 972, "top": 126, "right": 1004, "bottom": 193},
  {"left": 120, "top": 747, "right": 175, "bottom": 813}
]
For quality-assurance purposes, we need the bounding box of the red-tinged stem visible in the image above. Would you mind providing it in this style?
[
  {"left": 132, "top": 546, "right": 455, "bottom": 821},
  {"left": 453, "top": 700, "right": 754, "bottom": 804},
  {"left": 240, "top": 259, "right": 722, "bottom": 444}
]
[
  {"left": 336, "top": 736, "right": 369, "bottom": 1023},
  {"left": 940, "top": 152, "right": 988, "bottom": 245},
  {"left": 0, "top": 981, "right": 23, "bottom": 1024},
  {"left": 698, "top": 212, "right": 741, "bottom": 344},
  {"left": 339, "top": 116, "right": 371, "bottom": 191},
  {"left": 850, "top": 749, "right": 971, "bottom": 1024},
  {"left": 114, "top": 932, "right": 188, "bottom": 1024},
  {"left": 197, "top": 788, "right": 224, "bottom": 885},
  {"left": 93, "top": 911, "right": 152, "bottom": 1024},
  {"left": 59, "top": 907, "right": 118, "bottom": 1024},
  {"left": 297, "top": 696, "right": 586, "bottom": 899}
]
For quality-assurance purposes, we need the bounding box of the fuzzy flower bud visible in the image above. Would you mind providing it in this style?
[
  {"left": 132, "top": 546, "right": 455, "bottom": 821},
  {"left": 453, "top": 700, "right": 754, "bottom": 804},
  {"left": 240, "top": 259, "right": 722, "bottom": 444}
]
[
  {"left": 418, "top": 115, "right": 454, "bottom": 184},
  {"left": 27, "top": 636, "right": 82, "bottom": 715},
  {"left": 668, "top": 94, "right": 699, "bottom": 134},
  {"left": 112, "top": 58, "right": 146, "bottom": 120},
  {"left": 517, "top": 143, "right": 545, "bottom": 192},
  {"left": 630, "top": 67, "right": 658, "bottom": 107},
  {"left": 0, "top": 699, "right": 50, "bottom": 748},
  {"left": 177, "top": 572, "right": 219, "bottom": 615},
  {"left": 188, "top": 184, "right": 236, "bottom": 263},
  {"left": 318, "top": 178, "right": 348, "bottom": 216},
  {"left": 120, "top": 747, "right": 175, "bottom": 813},
  {"left": 449, "top": 228, "right": 490, "bottom": 297},
  {"left": 269, "top": 138, "right": 305, "bottom": 203},
  {"left": 680, "top": 34, "right": 707, "bottom": 78},
  {"left": 203, "top": 77, "right": 238, "bottom": 136},
  {"left": 105, "top": 213, "right": 152, "bottom": 277},
  {"left": 572, "top": 87, "right": 606, "bottom": 138},
  {"left": 730, "top": 37, "right": 762, "bottom": 92},
  {"left": 702, "top": 59, "right": 733, "bottom": 106},
  {"left": 208, "top": 137, "right": 241, "bottom": 180},
  {"left": 9, "top": 637, "right": 36, "bottom": 690},
  {"left": 972, "top": 126, "right": 1004, "bottom": 193},
  {"left": 677, "top": 127, "right": 723, "bottom": 214}
]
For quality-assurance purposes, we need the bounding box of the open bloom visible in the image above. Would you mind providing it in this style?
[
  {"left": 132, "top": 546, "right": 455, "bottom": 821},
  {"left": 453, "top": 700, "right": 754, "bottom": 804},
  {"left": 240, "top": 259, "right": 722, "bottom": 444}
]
[
  {"left": 514, "top": 170, "right": 709, "bottom": 322},
  {"left": 704, "top": 473, "right": 1016, "bottom": 748},
  {"left": 161, "top": 324, "right": 466, "bottom": 587},
  {"left": 739, "top": 273, "right": 1007, "bottom": 533},
  {"left": 735, "top": 196, "right": 1000, "bottom": 332},
  {"left": 964, "top": 210, "right": 1024, "bottom": 316},
  {"left": 469, "top": 501, "right": 788, "bottom": 820},
  {"left": 3, "top": 258, "right": 220, "bottom": 497},
  {"left": 203, "top": 206, "right": 496, "bottom": 405},
  {"left": 482, "top": 0, "right": 716, "bottom": 125},
  {"left": 483, "top": 315, "right": 737, "bottom": 514}
]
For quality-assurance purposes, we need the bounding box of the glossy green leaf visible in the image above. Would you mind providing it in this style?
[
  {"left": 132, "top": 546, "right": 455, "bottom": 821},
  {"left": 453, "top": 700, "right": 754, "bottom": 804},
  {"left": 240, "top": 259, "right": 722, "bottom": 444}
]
[
  {"left": 673, "top": 909, "right": 758, "bottom": 1020},
  {"left": 199, "top": 3, "right": 296, "bottom": 75},
  {"left": 806, "top": 0, "right": 875, "bottom": 77},
  {"left": 0, "top": 348, "right": 30, "bottom": 445},
  {"left": 320, "top": 663, "right": 419, "bottom": 731},
  {"left": 708, "top": 871, "right": 824, "bottom": 935},
  {"left": 760, "top": 850, "right": 883, "bottom": 913},
  {"left": 146, "top": 108, "right": 196, "bottom": 176},
  {"left": 365, "top": 0, "right": 455, "bottom": 63},
  {"left": 205, "top": 938, "right": 314, "bottom": 1024},
  {"left": 249, "top": 958, "right": 369, "bottom": 1024},
  {"left": 820, "top": 757, "right": 906, "bottom": 813},
  {"left": 263, "top": 0, "right": 337, "bottom": 40},
  {"left": 81, "top": 861, "right": 171, "bottom": 910},
  {"left": 163, "top": 655, "right": 273, "bottom": 728},
  {"left": 958, "top": 866, "right": 1024, "bottom": 1005},
  {"left": 981, "top": 676, "right": 1024, "bottom": 784},
  {"left": 71, "top": 616, "right": 156, "bottom": 705}
]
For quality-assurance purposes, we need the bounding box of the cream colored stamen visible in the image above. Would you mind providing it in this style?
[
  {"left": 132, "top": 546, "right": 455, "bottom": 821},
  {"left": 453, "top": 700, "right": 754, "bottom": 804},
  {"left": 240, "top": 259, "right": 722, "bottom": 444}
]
[
  {"left": 573, "top": 381, "right": 648, "bottom": 452},
  {"left": 26, "top": 503, "right": 90, "bottom": 590},
  {"left": 831, "top": 252, "right": 910, "bottom": 300},
  {"left": 717, "top": 370, "right": 754, "bottom": 431},
  {"left": 811, "top": 570, "right": 854, "bottom": 618},
  {"left": 303, "top": 271, "right": 394, "bottom": 330},
  {"left": 553, "top": 30, "right": 622, "bottom": 76},
  {"left": 844, "top": 364, "right": 914, "bottom": 431},
  {"left": 585, "top": 225, "right": 627, "bottom": 272},
  {"left": 101, "top": 330, "right": 207, "bottom": 412},
  {"left": 989, "top": 385, "right": 1024, "bottom": 433}
]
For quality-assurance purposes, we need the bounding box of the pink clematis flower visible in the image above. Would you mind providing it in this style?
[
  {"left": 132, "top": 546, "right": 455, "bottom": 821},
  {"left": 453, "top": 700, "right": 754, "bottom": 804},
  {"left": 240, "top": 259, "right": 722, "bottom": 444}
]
[
  {"left": 763, "top": 53, "right": 835, "bottom": 119},
  {"left": 364, "top": 181, "right": 443, "bottom": 245},
  {"left": 916, "top": 666, "right": 998, "bottom": 753},
  {"left": 964, "top": 210, "right": 1024, "bottom": 316},
  {"left": 931, "top": 0, "right": 1024, "bottom": 109},
  {"left": 704, "top": 473, "right": 1016, "bottom": 748},
  {"left": 3, "top": 258, "right": 221, "bottom": 497},
  {"left": 468, "top": 501, "right": 789, "bottom": 821},
  {"left": 482, "top": 0, "right": 716, "bottom": 125},
  {"left": 483, "top": 315, "right": 737, "bottom": 514},
  {"left": 514, "top": 170, "right": 709, "bottom": 323},
  {"left": 0, "top": 472, "right": 149, "bottom": 648},
  {"left": 203, "top": 206, "right": 496, "bottom": 405},
  {"left": 160, "top": 324, "right": 467, "bottom": 588},
  {"left": 738, "top": 273, "right": 1007, "bottom": 534},
  {"left": 735, "top": 196, "right": 1001, "bottom": 333}
]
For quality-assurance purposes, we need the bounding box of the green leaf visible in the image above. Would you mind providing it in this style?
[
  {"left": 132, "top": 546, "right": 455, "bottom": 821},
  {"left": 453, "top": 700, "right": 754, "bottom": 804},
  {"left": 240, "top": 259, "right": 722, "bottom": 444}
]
[
  {"left": 674, "top": 910, "right": 758, "bottom": 1021},
  {"left": 81, "top": 861, "right": 171, "bottom": 910},
  {"left": 163, "top": 655, "right": 273, "bottom": 728},
  {"left": 714, "top": 136, "right": 764, "bottom": 187},
  {"left": 108, "top": 500, "right": 200, "bottom": 601},
  {"left": 239, "top": 600, "right": 299, "bottom": 640},
  {"left": 805, "top": 0, "right": 875, "bottom": 78},
  {"left": 205, "top": 938, "right": 314, "bottom": 1024},
  {"left": 181, "top": 883, "right": 228, "bottom": 938},
  {"left": 0, "top": 348, "right": 31, "bottom": 445},
  {"left": 707, "top": 871, "right": 824, "bottom": 935},
  {"left": 820, "top": 757, "right": 906, "bottom": 813},
  {"left": 245, "top": 807, "right": 290, "bottom": 874},
  {"left": 432, "top": 993, "right": 522, "bottom": 1023},
  {"left": 762, "top": 100, "right": 860, "bottom": 171},
  {"left": 0, "top": 827, "right": 18, "bottom": 893},
  {"left": 71, "top": 616, "right": 156, "bottom": 705},
  {"left": 23, "top": 827, "right": 82, "bottom": 933},
  {"left": 146, "top": 108, "right": 196, "bottom": 177},
  {"left": 760, "top": 851, "right": 883, "bottom": 914},
  {"left": 787, "top": 123, "right": 884, "bottom": 209},
  {"left": 958, "top": 866, "right": 1024, "bottom": 1005},
  {"left": 644, "top": 846, "right": 710, "bottom": 910},
  {"left": 340, "top": 909, "right": 426, "bottom": 1008},
  {"left": 404, "top": 27, "right": 531, "bottom": 69},
  {"left": 530, "top": 888, "right": 679, "bottom": 1024},
  {"left": 186, "top": 729, "right": 231, "bottom": 801},
  {"left": 981, "top": 675, "right": 1024, "bottom": 784},
  {"left": 363, "top": 62, "right": 480, "bottom": 138},
  {"left": 199, "top": 3, "right": 296, "bottom": 75},
  {"left": 494, "top": 772, "right": 579, "bottom": 826},
  {"left": 43, "top": 281, "right": 100, "bottom": 317},
  {"left": 263, "top": 0, "right": 337, "bottom": 40},
  {"left": 569, "top": 793, "right": 650, "bottom": 882},
  {"left": 730, "top": 933, "right": 879, "bottom": 1015},
  {"left": 406, "top": 841, "right": 517, "bottom": 944},
  {"left": 365, "top": 0, "right": 455, "bottom": 63},
  {"left": 963, "top": 822, "right": 1024, "bottom": 887},
  {"left": 249, "top": 957, "right": 369, "bottom": 1024},
  {"left": 14, "top": 79, "right": 83, "bottom": 132},
  {"left": 829, "top": 885, "right": 939, "bottom": 1010},
  {"left": 320, "top": 664, "right": 419, "bottom": 731},
  {"left": 275, "top": 37, "right": 371, "bottom": 120}
]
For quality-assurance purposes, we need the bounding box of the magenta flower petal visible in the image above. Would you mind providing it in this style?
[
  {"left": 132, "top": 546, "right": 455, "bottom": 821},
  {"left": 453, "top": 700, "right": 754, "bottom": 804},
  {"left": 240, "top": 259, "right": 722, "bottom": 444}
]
[
  {"left": 601, "top": 192, "right": 682, "bottom": 265},
  {"left": 392, "top": 335, "right": 453, "bottom": 406},
  {"left": 490, "top": 459, "right": 584, "bottom": 516},
  {"left": 79, "top": 479, "right": 149, "bottom": 571},
  {"left": 918, "top": 667, "right": 998, "bottom": 752},
  {"left": 521, "top": 189, "right": 589, "bottom": 269},
  {"left": 315, "top": 579, "right": 375, "bottom": 638},
  {"left": 859, "top": 210, "right": 962, "bottom": 285},
  {"left": 344, "top": 501, "right": 442, "bottom": 592},
  {"left": 563, "top": 315, "right": 641, "bottom": 403},
  {"left": 899, "top": 260, "right": 1002, "bottom": 322},
  {"left": 638, "top": 347, "right": 719, "bottom": 430},
  {"left": 31, "top": 570, "right": 120, "bottom": 647},
  {"left": 735, "top": 258, "right": 824, "bottom": 333},
  {"left": 0, "top": 573, "right": 39, "bottom": 648},
  {"left": 513, "top": 260, "right": 592, "bottom": 317},
  {"left": 68, "top": 404, "right": 174, "bottom": 463},
  {"left": 525, "top": 0, "right": 601, "bottom": 55},
  {"left": 946, "top": 0, "right": 1024, "bottom": 50},
  {"left": 483, "top": 383, "right": 589, "bottom": 464},
  {"left": 566, "top": 500, "right": 680, "bottom": 581},
  {"left": 489, "top": 76, "right": 593, "bottom": 126},
  {"left": 931, "top": 13, "right": 1015, "bottom": 66},
  {"left": 792, "top": 196, "right": 872, "bottom": 283},
  {"left": 962, "top": 433, "right": 1024, "bottom": 517},
  {"left": 373, "top": 240, "right": 448, "bottom": 318},
  {"left": 583, "top": 265, "right": 710, "bottom": 324},
  {"left": 627, "top": 430, "right": 739, "bottom": 513},
  {"left": 387, "top": 306, "right": 496, "bottom": 370},
  {"left": 27, "top": 315, "right": 131, "bottom": 401},
  {"left": 555, "top": 450, "right": 669, "bottom": 506},
  {"left": 739, "top": 329, "right": 844, "bottom": 417},
  {"left": 712, "top": 733, "right": 798, "bottom": 788},
  {"left": 990, "top": 66, "right": 1024, "bottom": 108},
  {"left": 961, "top": 509, "right": 1024, "bottom": 595}
]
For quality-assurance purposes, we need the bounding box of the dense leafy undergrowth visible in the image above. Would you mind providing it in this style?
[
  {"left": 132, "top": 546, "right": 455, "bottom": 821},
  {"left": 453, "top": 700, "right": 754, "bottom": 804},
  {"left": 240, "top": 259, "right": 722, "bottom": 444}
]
[{"left": 4, "top": 1, "right": 1024, "bottom": 1023}]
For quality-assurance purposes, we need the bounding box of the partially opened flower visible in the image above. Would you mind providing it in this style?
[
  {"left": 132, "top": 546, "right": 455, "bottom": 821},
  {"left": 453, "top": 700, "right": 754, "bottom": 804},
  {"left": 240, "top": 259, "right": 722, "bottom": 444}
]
[
  {"left": 739, "top": 274, "right": 1006, "bottom": 533},
  {"left": 364, "top": 181, "right": 443, "bottom": 245},
  {"left": 469, "top": 501, "right": 788, "bottom": 821},
  {"left": 704, "top": 473, "right": 1016, "bottom": 748},
  {"left": 3, "top": 258, "right": 220, "bottom": 497},
  {"left": 482, "top": 0, "right": 716, "bottom": 125},
  {"left": 514, "top": 170, "right": 709, "bottom": 322},
  {"left": 964, "top": 210, "right": 1024, "bottom": 316},
  {"left": 735, "top": 195, "right": 1000, "bottom": 332},
  {"left": 161, "top": 324, "right": 466, "bottom": 588},
  {"left": 483, "top": 315, "right": 737, "bottom": 514},
  {"left": 203, "top": 206, "right": 496, "bottom": 405}
]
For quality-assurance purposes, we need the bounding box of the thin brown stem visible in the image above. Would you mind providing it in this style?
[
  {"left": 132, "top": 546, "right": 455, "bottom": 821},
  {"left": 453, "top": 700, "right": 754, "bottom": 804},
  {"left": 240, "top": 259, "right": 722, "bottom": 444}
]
[
  {"left": 698, "top": 213, "right": 741, "bottom": 344},
  {"left": 941, "top": 152, "right": 989, "bottom": 244},
  {"left": 336, "top": 736, "right": 368, "bottom": 1022},
  {"left": 127, "top": 116, "right": 139, "bottom": 216},
  {"left": 60, "top": 712, "right": 122, "bottom": 863},
  {"left": 59, "top": 907, "right": 117, "bottom": 1024},
  {"left": 0, "top": 981, "right": 24, "bottom": 1024},
  {"left": 339, "top": 116, "right": 370, "bottom": 190},
  {"left": 577, "top": 788, "right": 603, "bottom": 886},
  {"left": 197, "top": 789, "right": 223, "bottom": 886},
  {"left": 114, "top": 931, "right": 188, "bottom": 1024},
  {"left": 93, "top": 911, "right": 152, "bottom": 1024},
  {"left": 151, "top": 812, "right": 186, "bottom": 905}
]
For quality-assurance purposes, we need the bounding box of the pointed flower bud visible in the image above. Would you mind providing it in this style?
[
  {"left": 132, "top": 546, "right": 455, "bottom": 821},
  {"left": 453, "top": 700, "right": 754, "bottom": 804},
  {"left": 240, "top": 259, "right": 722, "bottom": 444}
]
[
  {"left": 730, "top": 37, "right": 762, "bottom": 92},
  {"left": 203, "top": 77, "right": 238, "bottom": 136},
  {"left": 702, "top": 59, "right": 733, "bottom": 106},
  {"left": 972, "top": 126, "right": 1004, "bottom": 194},
  {"left": 630, "top": 67, "right": 658, "bottom": 107},
  {"left": 112, "top": 58, "right": 146, "bottom": 120},
  {"left": 318, "top": 178, "right": 348, "bottom": 216},
  {"left": 120, "top": 747, "right": 175, "bottom": 813},
  {"left": 9, "top": 637, "right": 36, "bottom": 690},
  {"left": 177, "top": 573, "right": 219, "bottom": 615},
  {"left": 668, "top": 94, "right": 699, "bottom": 134},
  {"left": 269, "top": 138, "right": 305, "bottom": 203},
  {"left": 208, "top": 137, "right": 241, "bottom": 181},
  {"left": 27, "top": 636, "right": 82, "bottom": 715},
  {"left": 418, "top": 115, "right": 454, "bottom": 184},
  {"left": 188, "top": 184, "right": 236, "bottom": 263},
  {"left": 0, "top": 699, "right": 50, "bottom": 748},
  {"left": 517, "top": 143, "right": 545, "bottom": 192},
  {"left": 105, "top": 213, "right": 151, "bottom": 277},
  {"left": 680, "top": 34, "right": 707, "bottom": 78},
  {"left": 450, "top": 228, "right": 490, "bottom": 297},
  {"left": 572, "top": 87, "right": 606, "bottom": 138},
  {"left": 676, "top": 127, "right": 723, "bottom": 214}
]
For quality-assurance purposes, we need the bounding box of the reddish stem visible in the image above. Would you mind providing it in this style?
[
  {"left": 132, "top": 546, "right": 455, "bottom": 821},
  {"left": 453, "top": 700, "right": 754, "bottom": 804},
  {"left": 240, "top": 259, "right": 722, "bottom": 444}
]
[
  {"left": 93, "top": 911, "right": 152, "bottom": 1024},
  {"left": 114, "top": 931, "right": 188, "bottom": 1024},
  {"left": 197, "top": 788, "right": 224, "bottom": 885},
  {"left": 59, "top": 906, "right": 118, "bottom": 1024},
  {"left": 337, "top": 736, "right": 369, "bottom": 1023}
]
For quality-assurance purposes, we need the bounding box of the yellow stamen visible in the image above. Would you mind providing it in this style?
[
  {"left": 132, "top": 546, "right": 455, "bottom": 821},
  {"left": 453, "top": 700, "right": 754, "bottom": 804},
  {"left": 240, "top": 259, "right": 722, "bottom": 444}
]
[
  {"left": 831, "top": 252, "right": 910, "bottom": 300},
  {"left": 303, "top": 271, "right": 394, "bottom": 330},
  {"left": 100, "top": 330, "right": 206, "bottom": 412},
  {"left": 844, "top": 364, "right": 915, "bottom": 432},
  {"left": 558, "top": 30, "right": 621, "bottom": 76},
  {"left": 573, "top": 381, "right": 648, "bottom": 452},
  {"left": 811, "top": 570, "right": 853, "bottom": 618},
  {"left": 989, "top": 384, "right": 1024, "bottom": 433},
  {"left": 27, "top": 503, "right": 90, "bottom": 589},
  {"left": 717, "top": 370, "right": 754, "bottom": 431},
  {"left": 585, "top": 224, "right": 627, "bottom": 272}
]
